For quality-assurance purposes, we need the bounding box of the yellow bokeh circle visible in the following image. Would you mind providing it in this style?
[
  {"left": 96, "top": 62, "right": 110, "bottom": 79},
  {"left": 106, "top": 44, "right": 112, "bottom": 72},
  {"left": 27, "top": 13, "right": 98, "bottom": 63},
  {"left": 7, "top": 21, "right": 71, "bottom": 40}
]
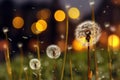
[
  {"left": 12, "top": 16, "right": 24, "bottom": 29},
  {"left": 54, "top": 10, "right": 66, "bottom": 22},
  {"left": 36, "top": 20, "right": 47, "bottom": 32},
  {"left": 72, "top": 39, "right": 84, "bottom": 51},
  {"left": 31, "top": 22, "right": 41, "bottom": 35},
  {"left": 68, "top": 7, "right": 80, "bottom": 19},
  {"left": 108, "top": 34, "right": 120, "bottom": 49}
]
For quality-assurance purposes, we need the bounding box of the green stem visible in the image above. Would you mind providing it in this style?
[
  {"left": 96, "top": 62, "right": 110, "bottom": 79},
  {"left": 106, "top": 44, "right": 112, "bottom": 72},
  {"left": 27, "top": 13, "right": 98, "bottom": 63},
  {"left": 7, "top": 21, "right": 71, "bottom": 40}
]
[{"left": 60, "top": 16, "right": 69, "bottom": 80}]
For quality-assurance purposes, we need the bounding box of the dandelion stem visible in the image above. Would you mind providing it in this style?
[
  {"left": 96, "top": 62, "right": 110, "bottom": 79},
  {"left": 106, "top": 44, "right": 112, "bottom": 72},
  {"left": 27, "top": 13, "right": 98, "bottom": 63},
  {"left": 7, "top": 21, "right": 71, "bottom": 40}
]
[
  {"left": 91, "top": 4, "right": 99, "bottom": 80},
  {"left": 4, "top": 33, "right": 12, "bottom": 80},
  {"left": 25, "top": 71, "right": 28, "bottom": 80},
  {"left": 107, "top": 36, "right": 113, "bottom": 80},
  {"left": 37, "top": 36, "right": 40, "bottom": 60},
  {"left": 19, "top": 47, "right": 24, "bottom": 80},
  {"left": 60, "top": 16, "right": 69, "bottom": 80},
  {"left": 70, "top": 59, "right": 73, "bottom": 80}
]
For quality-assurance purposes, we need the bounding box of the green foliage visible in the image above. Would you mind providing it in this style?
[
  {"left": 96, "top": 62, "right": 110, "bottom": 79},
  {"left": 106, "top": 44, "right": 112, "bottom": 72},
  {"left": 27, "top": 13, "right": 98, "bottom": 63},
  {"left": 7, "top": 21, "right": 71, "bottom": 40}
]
[{"left": 0, "top": 49, "right": 120, "bottom": 80}]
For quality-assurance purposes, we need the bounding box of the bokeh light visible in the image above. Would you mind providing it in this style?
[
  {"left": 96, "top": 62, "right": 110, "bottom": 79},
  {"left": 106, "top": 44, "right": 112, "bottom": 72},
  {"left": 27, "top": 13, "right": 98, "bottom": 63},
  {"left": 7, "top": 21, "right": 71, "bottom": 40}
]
[
  {"left": 36, "top": 9, "right": 51, "bottom": 20},
  {"left": 57, "top": 40, "right": 66, "bottom": 52},
  {"left": 112, "top": 0, "right": 120, "bottom": 5},
  {"left": 108, "top": 34, "right": 120, "bottom": 49},
  {"left": 54, "top": 10, "right": 66, "bottom": 22},
  {"left": 72, "top": 39, "right": 85, "bottom": 51},
  {"left": 116, "top": 25, "right": 120, "bottom": 36},
  {"left": 28, "top": 39, "right": 38, "bottom": 51},
  {"left": 36, "top": 19, "right": 47, "bottom": 32},
  {"left": 56, "top": 23, "right": 66, "bottom": 34},
  {"left": 99, "top": 31, "right": 108, "bottom": 46},
  {"left": 68, "top": 7, "right": 80, "bottom": 19},
  {"left": 0, "top": 40, "right": 8, "bottom": 51},
  {"left": 12, "top": 16, "right": 24, "bottom": 29},
  {"left": 3, "top": 27, "right": 9, "bottom": 33},
  {"left": 31, "top": 22, "right": 41, "bottom": 35}
]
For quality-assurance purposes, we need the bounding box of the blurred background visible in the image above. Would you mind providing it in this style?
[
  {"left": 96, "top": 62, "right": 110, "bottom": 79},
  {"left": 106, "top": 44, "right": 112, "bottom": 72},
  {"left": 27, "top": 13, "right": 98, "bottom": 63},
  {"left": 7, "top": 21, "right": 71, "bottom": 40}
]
[{"left": 0, "top": 0, "right": 120, "bottom": 80}]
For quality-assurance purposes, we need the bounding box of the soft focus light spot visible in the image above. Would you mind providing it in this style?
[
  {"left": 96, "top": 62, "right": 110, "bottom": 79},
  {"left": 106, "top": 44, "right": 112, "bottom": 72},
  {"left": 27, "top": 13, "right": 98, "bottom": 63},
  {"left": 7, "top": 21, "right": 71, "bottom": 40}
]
[
  {"left": 36, "top": 9, "right": 51, "bottom": 20},
  {"left": 12, "top": 16, "right": 24, "bottom": 29},
  {"left": 57, "top": 40, "right": 66, "bottom": 52},
  {"left": 57, "top": 23, "right": 66, "bottom": 33},
  {"left": 108, "top": 34, "right": 119, "bottom": 49},
  {"left": 28, "top": 39, "right": 38, "bottom": 52},
  {"left": 0, "top": 40, "right": 8, "bottom": 51},
  {"left": 104, "top": 22, "right": 110, "bottom": 28},
  {"left": 72, "top": 39, "right": 84, "bottom": 51},
  {"left": 112, "top": 0, "right": 120, "bottom": 5},
  {"left": 116, "top": 25, "right": 120, "bottom": 36},
  {"left": 68, "top": 7, "right": 80, "bottom": 19},
  {"left": 31, "top": 22, "right": 41, "bottom": 35},
  {"left": 54, "top": 10, "right": 66, "bottom": 22},
  {"left": 36, "top": 20, "right": 47, "bottom": 32},
  {"left": 17, "top": 43, "right": 23, "bottom": 48},
  {"left": 3, "top": 27, "right": 9, "bottom": 33},
  {"left": 77, "top": 37, "right": 94, "bottom": 46},
  {"left": 110, "top": 26, "right": 116, "bottom": 32},
  {"left": 89, "top": 1, "right": 95, "bottom": 6},
  {"left": 99, "top": 31, "right": 108, "bottom": 46}
]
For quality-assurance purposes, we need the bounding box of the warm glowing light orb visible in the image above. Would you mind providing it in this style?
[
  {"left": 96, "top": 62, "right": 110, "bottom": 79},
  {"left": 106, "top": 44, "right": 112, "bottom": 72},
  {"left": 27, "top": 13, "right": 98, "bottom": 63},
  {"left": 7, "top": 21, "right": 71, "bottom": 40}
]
[
  {"left": 57, "top": 40, "right": 66, "bottom": 52},
  {"left": 108, "top": 34, "right": 120, "bottom": 49},
  {"left": 12, "top": 16, "right": 24, "bottom": 29},
  {"left": 31, "top": 22, "right": 41, "bottom": 35},
  {"left": 54, "top": 10, "right": 66, "bottom": 22},
  {"left": 68, "top": 7, "right": 80, "bottom": 19},
  {"left": 112, "top": 0, "right": 120, "bottom": 5},
  {"left": 28, "top": 39, "right": 38, "bottom": 51},
  {"left": 72, "top": 39, "right": 84, "bottom": 51},
  {"left": 36, "top": 9, "right": 51, "bottom": 20},
  {"left": 99, "top": 31, "right": 108, "bottom": 46},
  {"left": 36, "top": 20, "right": 47, "bottom": 32},
  {"left": 0, "top": 40, "right": 8, "bottom": 51}
]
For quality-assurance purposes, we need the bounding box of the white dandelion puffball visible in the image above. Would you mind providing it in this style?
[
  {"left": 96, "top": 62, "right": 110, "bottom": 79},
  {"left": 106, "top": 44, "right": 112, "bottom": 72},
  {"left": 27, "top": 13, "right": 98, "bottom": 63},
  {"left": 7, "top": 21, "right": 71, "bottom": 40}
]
[
  {"left": 18, "top": 43, "right": 23, "bottom": 48},
  {"left": 75, "top": 21, "right": 101, "bottom": 46},
  {"left": 46, "top": 45, "right": 61, "bottom": 59},
  {"left": 29, "top": 58, "right": 41, "bottom": 70}
]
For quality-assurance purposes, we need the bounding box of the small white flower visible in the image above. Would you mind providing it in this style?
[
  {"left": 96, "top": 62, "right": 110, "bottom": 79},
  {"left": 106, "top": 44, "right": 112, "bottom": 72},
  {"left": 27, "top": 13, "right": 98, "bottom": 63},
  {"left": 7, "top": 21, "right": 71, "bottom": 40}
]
[
  {"left": 24, "top": 67, "right": 28, "bottom": 71},
  {"left": 18, "top": 43, "right": 23, "bottom": 48},
  {"left": 60, "top": 34, "right": 65, "bottom": 39},
  {"left": 68, "top": 45, "right": 72, "bottom": 50},
  {"left": 89, "top": 1, "right": 95, "bottom": 6},
  {"left": 3, "top": 27, "right": 8, "bottom": 33}
]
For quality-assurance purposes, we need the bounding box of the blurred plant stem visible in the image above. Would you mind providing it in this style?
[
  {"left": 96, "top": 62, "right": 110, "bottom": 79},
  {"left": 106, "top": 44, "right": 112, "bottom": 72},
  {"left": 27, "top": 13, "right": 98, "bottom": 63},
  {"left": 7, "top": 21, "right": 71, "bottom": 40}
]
[{"left": 60, "top": 16, "right": 69, "bottom": 80}]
